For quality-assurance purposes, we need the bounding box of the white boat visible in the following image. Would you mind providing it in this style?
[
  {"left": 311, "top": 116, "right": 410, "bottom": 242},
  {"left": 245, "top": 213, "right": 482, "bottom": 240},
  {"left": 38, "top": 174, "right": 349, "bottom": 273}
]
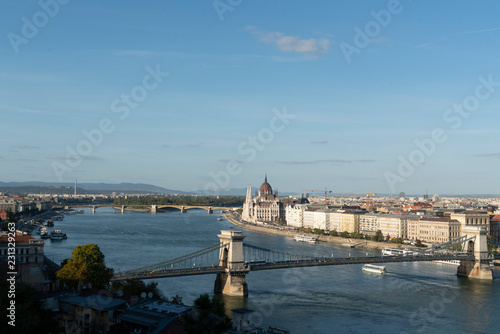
[
  {"left": 76, "top": 209, "right": 85, "bottom": 214},
  {"left": 40, "top": 227, "right": 49, "bottom": 239},
  {"left": 294, "top": 234, "right": 317, "bottom": 243},
  {"left": 50, "top": 230, "right": 67, "bottom": 240},
  {"left": 362, "top": 264, "right": 387, "bottom": 275},
  {"left": 382, "top": 248, "right": 415, "bottom": 257},
  {"left": 217, "top": 217, "right": 224, "bottom": 221}
]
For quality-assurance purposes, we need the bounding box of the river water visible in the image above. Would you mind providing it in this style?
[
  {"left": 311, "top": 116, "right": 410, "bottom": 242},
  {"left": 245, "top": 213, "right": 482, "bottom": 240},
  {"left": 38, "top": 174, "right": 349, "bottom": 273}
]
[{"left": 43, "top": 208, "right": 499, "bottom": 333}]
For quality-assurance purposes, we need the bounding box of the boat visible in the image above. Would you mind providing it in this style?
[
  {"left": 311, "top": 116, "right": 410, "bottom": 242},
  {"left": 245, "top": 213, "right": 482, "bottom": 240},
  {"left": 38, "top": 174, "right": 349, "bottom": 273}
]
[
  {"left": 382, "top": 248, "right": 415, "bottom": 257},
  {"left": 50, "top": 230, "right": 67, "bottom": 240},
  {"left": 217, "top": 217, "right": 224, "bottom": 221},
  {"left": 40, "top": 227, "right": 49, "bottom": 239},
  {"left": 76, "top": 209, "right": 85, "bottom": 214},
  {"left": 294, "top": 234, "right": 317, "bottom": 243},
  {"left": 362, "top": 264, "right": 387, "bottom": 275}
]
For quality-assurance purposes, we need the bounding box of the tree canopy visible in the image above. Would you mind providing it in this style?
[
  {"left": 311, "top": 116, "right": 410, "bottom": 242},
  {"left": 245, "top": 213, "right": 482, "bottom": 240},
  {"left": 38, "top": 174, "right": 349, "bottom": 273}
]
[{"left": 56, "top": 244, "right": 114, "bottom": 289}]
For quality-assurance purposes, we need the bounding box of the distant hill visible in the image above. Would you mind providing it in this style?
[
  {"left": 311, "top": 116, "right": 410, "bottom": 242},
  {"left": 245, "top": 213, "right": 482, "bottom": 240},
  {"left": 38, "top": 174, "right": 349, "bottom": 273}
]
[{"left": 0, "top": 181, "right": 186, "bottom": 195}]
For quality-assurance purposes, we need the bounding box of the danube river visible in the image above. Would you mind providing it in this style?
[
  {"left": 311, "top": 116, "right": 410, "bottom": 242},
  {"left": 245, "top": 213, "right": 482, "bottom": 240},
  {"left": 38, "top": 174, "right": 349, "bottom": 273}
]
[{"left": 43, "top": 208, "right": 499, "bottom": 333}]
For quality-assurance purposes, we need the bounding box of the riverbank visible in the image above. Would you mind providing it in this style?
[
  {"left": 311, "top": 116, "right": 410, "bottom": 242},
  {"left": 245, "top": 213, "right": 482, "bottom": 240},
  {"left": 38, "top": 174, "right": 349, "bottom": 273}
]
[{"left": 224, "top": 212, "right": 390, "bottom": 251}]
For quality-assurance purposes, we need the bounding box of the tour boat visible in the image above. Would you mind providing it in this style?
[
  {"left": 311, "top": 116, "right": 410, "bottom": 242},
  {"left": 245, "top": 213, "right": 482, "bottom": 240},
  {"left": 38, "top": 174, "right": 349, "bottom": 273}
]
[
  {"left": 382, "top": 248, "right": 415, "bottom": 257},
  {"left": 50, "top": 230, "right": 67, "bottom": 240},
  {"left": 362, "top": 264, "right": 387, "bottom": 275},
  {"left": 294, "top": 234, "right": 317, "bottom": 243}
]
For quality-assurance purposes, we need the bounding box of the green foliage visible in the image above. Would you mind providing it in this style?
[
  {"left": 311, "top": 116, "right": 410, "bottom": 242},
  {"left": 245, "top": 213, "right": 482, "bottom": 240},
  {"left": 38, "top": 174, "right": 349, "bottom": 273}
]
[
  {"left": 110, "top": 279, "right": 165, "bottom": 300},
  {"left": 56, "top": 244, "right": 114, "bottom": 289},
  {"left": 414, "top": 239, "right": 426, "bottom": 248},
  {"left": 329, "top": 230, "right": 338, "bottom": 236},
  {"left": 184, "top": 293, "right": 231, "bottom": 333},
  {"left": 390, "top": 237, "right": 404, "bottom": 244},
  {"left": 339, "top": 231, "right": 350, "bottom": 238},
  {"left": 372, "top": 230, "right": 385, "bottom": 242},
  {"left": 350, "top": 232, "right": 365, "bottom": 239},
  {"left": 0, "top": 277, "right": 60, "bottom": 333},
  {"left": 450, "top": 244, "right": 463, "bottom": 251},
  {"left": 312, "top": 228, "right": 325, "bottom": 235}
]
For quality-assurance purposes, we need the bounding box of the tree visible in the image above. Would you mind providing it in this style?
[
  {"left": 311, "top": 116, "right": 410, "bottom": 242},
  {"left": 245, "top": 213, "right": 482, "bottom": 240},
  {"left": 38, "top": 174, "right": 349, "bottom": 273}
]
[
  {"left": 56, "top": 244, "right": 114, "bottom": 289},
  {"left": 110, "top": 279, "right": 165, "bottom": 300},
  {"left": 184, "top": 293, "right": 231, "bottom": 333},
  {"left": 340, "top": 231, "right": 350, "bottom": 238},
  {"left": 372, "top": 230, "right": 385, "bottom": 242},
  {"left": 329, "top": 230, "right": 338, "bottom": 237}
]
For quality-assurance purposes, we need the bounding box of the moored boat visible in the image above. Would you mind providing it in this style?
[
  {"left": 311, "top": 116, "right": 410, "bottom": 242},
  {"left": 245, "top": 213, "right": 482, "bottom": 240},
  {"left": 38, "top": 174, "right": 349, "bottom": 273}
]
[
  {"left": 50, "top": 230, "right": 67, "bottom": 240},
  {"left": 362, "top": 264, "right": 387, "bottom": 275},
  {"left": 294, "top": 234, "right": 317, "bottom": 243}
]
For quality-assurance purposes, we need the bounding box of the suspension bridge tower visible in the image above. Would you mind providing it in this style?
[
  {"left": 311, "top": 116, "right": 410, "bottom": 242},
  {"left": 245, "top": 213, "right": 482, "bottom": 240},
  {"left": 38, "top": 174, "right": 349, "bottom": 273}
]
[
  {"left": 214, "top": 230, "right": 249, "bottom": 297},
  {"left": 457, "top": 226, "right": 493, "bottom": 280}
]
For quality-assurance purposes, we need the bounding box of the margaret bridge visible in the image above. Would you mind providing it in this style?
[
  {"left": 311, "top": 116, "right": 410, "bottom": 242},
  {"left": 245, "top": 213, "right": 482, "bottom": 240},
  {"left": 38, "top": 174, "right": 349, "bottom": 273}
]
[
  {"left": 64, "top": 204, "right": 231, "bottom": 214},
  {"left": 111, "top": 226, "right": 498, "bottom": 297}
]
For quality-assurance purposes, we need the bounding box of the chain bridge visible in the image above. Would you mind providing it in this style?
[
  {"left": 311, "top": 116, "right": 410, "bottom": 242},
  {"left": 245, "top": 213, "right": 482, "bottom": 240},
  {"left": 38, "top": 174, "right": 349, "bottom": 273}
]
[{"left": 112, "top": 227, "right": 496, "bottom": 297}]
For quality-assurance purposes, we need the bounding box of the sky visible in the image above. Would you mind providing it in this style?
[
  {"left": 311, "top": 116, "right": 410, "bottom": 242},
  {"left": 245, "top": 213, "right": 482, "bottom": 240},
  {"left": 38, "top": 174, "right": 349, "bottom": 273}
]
[{"left": 1, "top": 0, "right": 500, "bottom": 195}]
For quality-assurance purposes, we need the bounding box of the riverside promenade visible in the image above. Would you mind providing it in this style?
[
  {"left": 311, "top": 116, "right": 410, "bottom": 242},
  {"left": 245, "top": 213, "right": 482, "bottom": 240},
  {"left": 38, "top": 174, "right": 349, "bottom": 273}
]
[{"left": 224, "top": 211, "right": 389, "bottom": 250}]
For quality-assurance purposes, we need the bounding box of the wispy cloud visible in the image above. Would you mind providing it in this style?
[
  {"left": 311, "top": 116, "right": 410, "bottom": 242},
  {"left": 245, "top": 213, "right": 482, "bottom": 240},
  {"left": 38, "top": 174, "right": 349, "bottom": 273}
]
[
  {"left": 356, "top": 159, "right": 375, "bottom": 163},
  {"left": 246, "top": 26, "right": 332, "bottom": 55},
  {"left": 278, "top": 159, "right": 351, "bottom": 165},
  {"left": 310, "top": 140, "right": 327, "bottom": 145}
]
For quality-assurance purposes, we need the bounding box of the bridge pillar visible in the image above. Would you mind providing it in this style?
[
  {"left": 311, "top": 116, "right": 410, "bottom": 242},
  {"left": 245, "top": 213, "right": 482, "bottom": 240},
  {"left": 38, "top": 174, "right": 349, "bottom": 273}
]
[
  {"left": 121, "top": 205, "right": 125, "bottom": 214},
  {"left": 181, "top": 206, "right": 186, "bottom": 214},
  {"left": 214, "top": 230, "right": 249, "bottom": 297},
  {"left": 151, "top": 205, "right": 157, "bottom": 214},
  {"left": 92, "top": 206, "right": 95, "bottom": 214},
  {"left": 457, "top": 226, "right": 493, "bottom": 280},
  {"left": 208, "top": 207, "right": 213, "bottom": 214}
]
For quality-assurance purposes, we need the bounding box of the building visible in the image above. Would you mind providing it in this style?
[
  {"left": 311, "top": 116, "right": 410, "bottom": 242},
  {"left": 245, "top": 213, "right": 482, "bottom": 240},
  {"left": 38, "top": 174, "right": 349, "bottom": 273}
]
[
  {"left": 242, "top": 175, "right": 293, "bottom": 224},
  {"left": 59, "top": 293, "right": 127, "bottom": 333},
  {"left": 303, "top": 210, "right": 329, "bottom": 230},
  {"left": 0, "top": 209, "right": 7, "bottom": 221},
  {"left": 328, "top": 211, "right": 343, "bottom": 232},
  {"left": 450, "top": 211, "right": 491, "bottom": 234},
  {"left": 0, "top": 234, "right": 46, "bottom": 287},
  {"left": 340, "top": 212, "right": 361, "bottom": 234},
  {"left": 407, "top": 217, "right": 461, "bottom": 244},
  {"left": 359, "top": 213, "right": 380, "bottom": 236},
  {"left": 285, "top": 204, "right": 309, "bottom": 228},
  {"left": 117, "top": 299, "right": 191, "bottom": 333},
  {"left": 378, "top": 214, "right": 408, "bottom": 239}
]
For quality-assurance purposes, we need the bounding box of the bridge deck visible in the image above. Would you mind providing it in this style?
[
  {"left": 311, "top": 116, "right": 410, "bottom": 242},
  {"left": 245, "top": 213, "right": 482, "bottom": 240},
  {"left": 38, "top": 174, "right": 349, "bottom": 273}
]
[{"left": 112, "top": 254, "right": 475, "bottom": 280}]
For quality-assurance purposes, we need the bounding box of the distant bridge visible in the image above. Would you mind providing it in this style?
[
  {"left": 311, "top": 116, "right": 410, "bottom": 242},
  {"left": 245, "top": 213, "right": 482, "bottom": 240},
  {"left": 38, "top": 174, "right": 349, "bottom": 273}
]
[
  {"left": 112, "top": 227, "right": 496, "bottom": 297},
  {"left": 64, "top": 204, "right": 234, "bottom": 214}
]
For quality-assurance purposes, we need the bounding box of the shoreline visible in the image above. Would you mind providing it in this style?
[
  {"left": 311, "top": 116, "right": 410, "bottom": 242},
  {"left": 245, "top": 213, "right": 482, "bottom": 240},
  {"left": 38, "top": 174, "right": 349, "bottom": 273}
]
[{"left": 224, "top": 212, "right": 390, "bottom": 251}]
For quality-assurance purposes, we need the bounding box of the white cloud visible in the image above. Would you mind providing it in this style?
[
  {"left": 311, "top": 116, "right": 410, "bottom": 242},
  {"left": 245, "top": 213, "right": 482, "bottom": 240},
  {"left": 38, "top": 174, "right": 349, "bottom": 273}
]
[{"left": 247, "top": 26, "right": 332, "bottom": 55}]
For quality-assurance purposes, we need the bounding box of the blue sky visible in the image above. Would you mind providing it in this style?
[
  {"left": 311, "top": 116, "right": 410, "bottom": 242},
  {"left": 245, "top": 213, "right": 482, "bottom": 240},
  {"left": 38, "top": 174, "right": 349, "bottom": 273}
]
[{"left": 1, "top": 0, "right": 500, "bottom": 195}]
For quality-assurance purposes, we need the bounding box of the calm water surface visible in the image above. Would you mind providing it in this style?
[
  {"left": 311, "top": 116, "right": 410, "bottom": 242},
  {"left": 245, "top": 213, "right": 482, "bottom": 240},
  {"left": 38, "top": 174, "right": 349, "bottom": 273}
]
[{"left": 43, "top": 208, "right": 500, "bottom": 333}]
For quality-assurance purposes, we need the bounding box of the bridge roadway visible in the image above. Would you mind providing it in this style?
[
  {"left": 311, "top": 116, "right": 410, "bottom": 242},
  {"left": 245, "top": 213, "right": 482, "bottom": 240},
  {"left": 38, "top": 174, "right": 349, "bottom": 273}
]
[{"left": 112, "top": 254, "right": 476, "bottom": 281}]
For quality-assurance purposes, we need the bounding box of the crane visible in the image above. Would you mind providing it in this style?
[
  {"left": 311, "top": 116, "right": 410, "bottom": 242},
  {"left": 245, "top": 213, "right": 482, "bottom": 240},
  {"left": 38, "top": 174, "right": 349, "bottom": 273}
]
[
  {"left": 303, "top": 188, "right": 332, "bottom": 205},
  {"left": 332, "top": 190, "right": 377, "bottom": 210}
]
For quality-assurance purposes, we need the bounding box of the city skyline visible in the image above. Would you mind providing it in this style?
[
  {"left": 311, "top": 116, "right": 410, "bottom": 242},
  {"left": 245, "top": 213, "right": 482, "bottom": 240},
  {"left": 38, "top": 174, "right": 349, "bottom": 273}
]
[{"left": 2, "top": 1, "right": 500, "bottom": 194}]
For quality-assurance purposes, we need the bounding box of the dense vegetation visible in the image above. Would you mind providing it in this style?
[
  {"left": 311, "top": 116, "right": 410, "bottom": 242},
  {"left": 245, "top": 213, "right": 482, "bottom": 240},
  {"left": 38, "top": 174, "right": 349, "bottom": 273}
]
[
  {"left": 114, "top": 195, "right": 244, "bottom": 207},
  {"left": 56, "top": 244, "right": 114, "bottom": 289}
]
